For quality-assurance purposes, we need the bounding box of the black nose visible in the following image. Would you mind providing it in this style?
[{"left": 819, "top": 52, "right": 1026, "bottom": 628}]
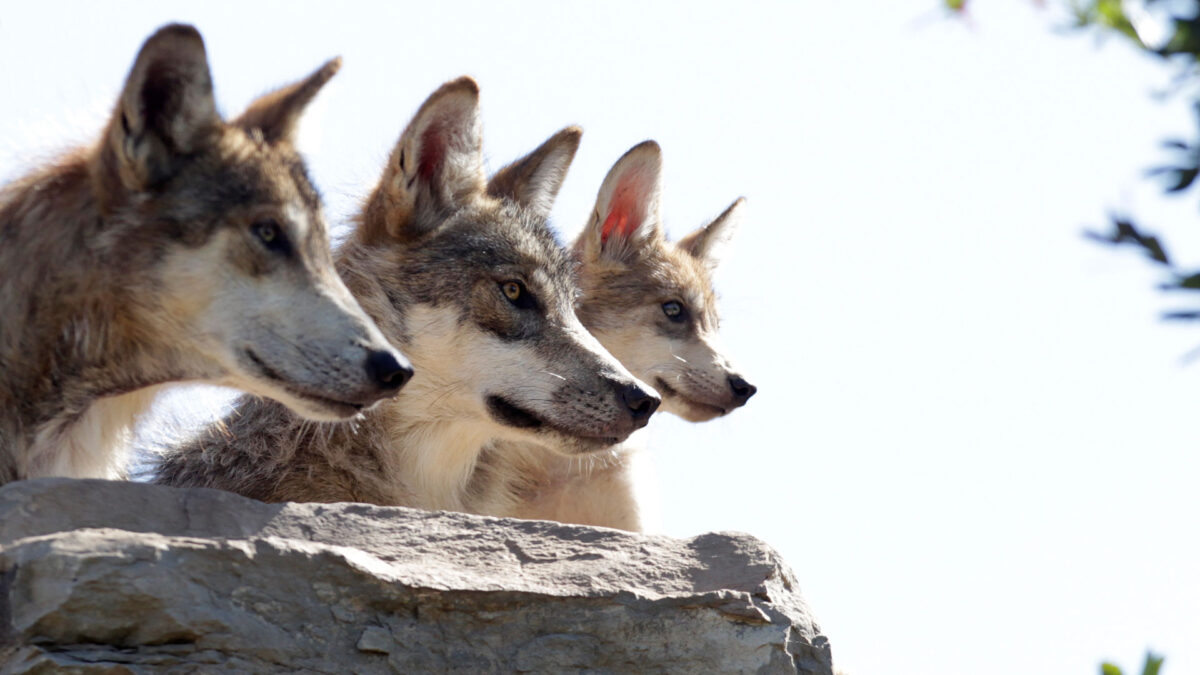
[
  {"left": 365, "top": 349, "right": 413, "bottom": 391},
  {"left": 728, "top": 375, "right": 757, "bottom": 407},
  {"left": 620, "top": 384, "right": 660, "bottom": 427}
]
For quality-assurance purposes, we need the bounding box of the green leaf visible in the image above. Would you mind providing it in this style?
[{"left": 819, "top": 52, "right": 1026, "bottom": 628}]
[
  {"left": 1085, "top": 218, "right": 1173, "bottom": 265},
  {"left": 1102, "top": 662, "right": 1124, "bottom": 675},
  {"left": 1142, "top": 652, "right": 1164, "bottom": 675}
]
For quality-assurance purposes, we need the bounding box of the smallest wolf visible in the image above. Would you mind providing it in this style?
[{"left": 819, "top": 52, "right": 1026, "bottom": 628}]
[
  {"left": 469, "top": 141, "right": 756, "bottom": 530},
  {"left": 0, "top": 24, "right": 411, "bottom": 484}
]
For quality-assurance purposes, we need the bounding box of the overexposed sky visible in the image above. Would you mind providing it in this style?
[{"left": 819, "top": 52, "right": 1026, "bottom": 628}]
[{"left": 3, "top": 2, "right": 1198, "bottom": 673}]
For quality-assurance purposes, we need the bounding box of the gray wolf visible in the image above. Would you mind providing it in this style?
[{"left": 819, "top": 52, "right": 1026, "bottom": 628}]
[
  {"left": 152, "top": 77, "right": 660, "bottom": 508},
  {"left": 467, "top": 140, "right": 756, "bottom": 530},
  {"left": 0, "top": 24, "right": 411, "bottom": 484}
]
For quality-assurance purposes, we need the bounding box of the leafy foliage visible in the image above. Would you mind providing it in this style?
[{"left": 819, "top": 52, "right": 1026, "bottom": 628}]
[
  {"left": 1101, "top": 651, "right": 1165, "bottom": 675},
  {"left": 1069, "top": 0, "right": 1200, "bottom": 318},
  {"left": 1068, "top": 0, "right": 1146, "bottom": 44},
  {"left": 946, "top": 0, "right": 1200, "bottom": 319}
]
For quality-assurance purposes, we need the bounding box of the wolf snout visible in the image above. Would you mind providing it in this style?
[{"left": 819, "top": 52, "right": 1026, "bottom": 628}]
[
  {"left": 728, "top": 375, "right": 757, "bottom": 408},
  {"left": 364, "top": 349, "right": 414, "bottom": 392},
  {"left": 619, "top": 384, "right": 660, "bottom": 428}
]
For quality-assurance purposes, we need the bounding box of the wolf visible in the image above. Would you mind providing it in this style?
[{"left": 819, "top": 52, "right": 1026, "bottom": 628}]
[
  {"left": 465, "top": 141, "right": 756, "bottom": 531},
  {"left": 152, "top": 76, "right": 660, "bottom": 508},
  {"left": 0, "top": 24, "right": 412, "bottom": 485}
]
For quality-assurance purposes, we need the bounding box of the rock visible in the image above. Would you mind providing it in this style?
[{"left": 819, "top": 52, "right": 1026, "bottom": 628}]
[{"left": 0, "top": 478, "right": 832, "bottom": 674}]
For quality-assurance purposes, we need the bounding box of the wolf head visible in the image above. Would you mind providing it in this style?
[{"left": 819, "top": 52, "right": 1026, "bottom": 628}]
[
  {"left": 344, "top": 77, "right": 659, "bottom": 454},
  {"left": 574, "top": 141, "right": 756, "bottom": 423},
  {"left": 92, "top": 24, "right": 411, "bottom": 420}
]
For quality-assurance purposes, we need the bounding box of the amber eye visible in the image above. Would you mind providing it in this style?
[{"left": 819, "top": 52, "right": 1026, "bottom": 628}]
[{"left": 499, "top": 280, "right": 537, "bottom": 310}]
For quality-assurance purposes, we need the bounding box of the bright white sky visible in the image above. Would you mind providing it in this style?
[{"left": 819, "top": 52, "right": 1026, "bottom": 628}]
[{"left": 2, "top": 2, "right": 1198, "bottom": 674}]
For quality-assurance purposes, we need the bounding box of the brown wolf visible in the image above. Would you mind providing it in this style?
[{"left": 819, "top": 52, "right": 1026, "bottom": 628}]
[
  {"left": 0, "top": 25, "right": 412, "bottom": 484},
  {"left": 152, "top": 77, "right": 659, "bottom": 507},
  {"left": 467, "top": 141, "right": 755, "bottom": 530}
]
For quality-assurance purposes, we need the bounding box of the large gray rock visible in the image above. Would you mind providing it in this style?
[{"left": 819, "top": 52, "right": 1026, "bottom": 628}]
[{"left": 0, "top": 479, "right": 832, "bottom": 674}]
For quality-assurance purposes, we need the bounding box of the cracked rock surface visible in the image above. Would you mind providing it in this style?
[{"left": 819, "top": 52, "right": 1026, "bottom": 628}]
[{"left": 0, "top": 478, "right": 832, "bottom": 674}]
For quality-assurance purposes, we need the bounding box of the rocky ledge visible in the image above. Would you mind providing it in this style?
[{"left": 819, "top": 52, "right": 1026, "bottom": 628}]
[{"left": 0, "top": 478, "right": 831, "bottom": 673}]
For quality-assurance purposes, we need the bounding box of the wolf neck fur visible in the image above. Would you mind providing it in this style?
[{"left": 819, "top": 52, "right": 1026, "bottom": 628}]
[
  {"left": 330, "top": 243, "right": 498, "bottom": 510},
  {"left": 372, "top": 398, "right": 493, "bottom": 511},
  {"left": 0, "top": 151, "right": 183, "bottom": 477}
]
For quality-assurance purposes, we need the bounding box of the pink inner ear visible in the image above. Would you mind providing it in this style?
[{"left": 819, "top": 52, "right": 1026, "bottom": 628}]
[
  {"left": 418, "top": 121, "right": 446, "bottom": 181},
  {"left": 600, "top": 174, "right": 647, "bottom": 243}
]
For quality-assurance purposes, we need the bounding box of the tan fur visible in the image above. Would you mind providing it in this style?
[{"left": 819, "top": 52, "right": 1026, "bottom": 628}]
[
  {"left": 25, "top": 387, "right": 164, "bottom": 479},
  {"left": 153, "top": 78, "right": 659, "bottom": 507},
  {"left": 468, "top": 141, "right": 756, "bottom": 531},
  {"left": 0, "top": 25, "right": 409, "bottom": 484},
  {"left": 468, "top": 441, "right": 643, "bottom": 530}
]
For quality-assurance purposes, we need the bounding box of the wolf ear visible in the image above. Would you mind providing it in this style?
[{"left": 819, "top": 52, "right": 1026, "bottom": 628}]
[
  {"left": 104, "top": 24, "right": 219, "bottom": 190},
  {"left": 362, "top": 76, "right": 485, "bottom": 242},
  {"left": 575, "top": 140, "right": 663, "bottom": 265},
  {"left": 677, "top": 197, "right": 745, "bottom": 269},
  {"left": 487, "top": 126, "right": 581, "bottom": 220},
  {"left": 234, "top": 57, "right": 341, "bottom": 145}
]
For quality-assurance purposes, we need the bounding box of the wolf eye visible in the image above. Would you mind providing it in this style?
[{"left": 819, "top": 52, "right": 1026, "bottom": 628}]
[
  {"left": 499, "top": 280, "right": 536, "bottom": 309},
  {"left": 662, "top": 300, "right": 686, "bottom": 322},
  {"left": 251, "top": 219, "right": 290, "bottom": 254}
]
